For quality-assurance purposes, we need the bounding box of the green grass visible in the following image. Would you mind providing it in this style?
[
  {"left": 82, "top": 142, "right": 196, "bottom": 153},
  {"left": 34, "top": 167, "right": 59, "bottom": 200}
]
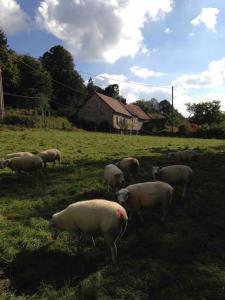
[{"left": 0, "top": 128, "right": 225, "bottom": 299}]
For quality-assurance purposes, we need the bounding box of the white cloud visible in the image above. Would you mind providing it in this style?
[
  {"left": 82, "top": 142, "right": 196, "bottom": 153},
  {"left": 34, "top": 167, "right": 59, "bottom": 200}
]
[
  {"left": 36, "top": 0, "right": 174, "bottom": 63},
  {"left": 93, "top": 73, "right": 170, "bottom": 103},
  {"left": 191, "top": 7, "right": 219, "bottom": 32},
  {"left": 0, "top": 0, "right": 29, "bottom": 35},
  {"left": 189, "top": 32, "right": 195, "bottom": 38},
  {"left": 172, "top": 57, "right": 225, "bottom": 90},
  {"left": 164, "top": 27, "right": 171, "bottom": 34},
  {"left": 130, "top": 65, "right": 165, "bottom": 78}
]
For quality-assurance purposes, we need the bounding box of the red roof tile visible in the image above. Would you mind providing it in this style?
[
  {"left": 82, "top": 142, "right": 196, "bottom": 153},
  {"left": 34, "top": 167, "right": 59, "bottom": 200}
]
[
  {"left": 96, "top": 92, "right": 132, "bottom": 117},
  {"left": 126, "top": 104, "right": 150, "bottom": 120}
]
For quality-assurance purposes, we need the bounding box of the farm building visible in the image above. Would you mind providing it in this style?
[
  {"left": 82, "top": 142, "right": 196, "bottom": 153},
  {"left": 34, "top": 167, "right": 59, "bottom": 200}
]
[{"left": 78, "top": 92, "right": 149, "bottom": 133}]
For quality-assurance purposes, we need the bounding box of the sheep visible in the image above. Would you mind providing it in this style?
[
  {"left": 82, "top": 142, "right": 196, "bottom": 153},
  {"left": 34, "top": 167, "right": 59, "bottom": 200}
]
[
  {"left": 5, "top": 152, "right": 33, "bottom": 159},
  {"left": 152, "top": 164, "right": 194, "bottom": 198},
  {"left": 51, "top": 199, "right": 128, "bottom": 264},
  {"left": 38, "top": 149, "right": 61, "bottom": 167},
  {"left": 104, "top": 164, "right": 125, "bottom": 191},
  {"left": 115, "top": 157, "right": 140, "bottom": 182},
  {"left": 167, "top": 150, "right": 198, "bottom": 164},
  {"left": 116, "top": 181, "right": 173, "bottom": 222},
  {"left": 0, "top": 155, "right": 44, "bottom": 173}
]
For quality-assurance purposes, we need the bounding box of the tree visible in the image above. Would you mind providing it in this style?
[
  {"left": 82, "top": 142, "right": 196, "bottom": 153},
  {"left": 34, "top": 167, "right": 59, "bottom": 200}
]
[
  {"left": 0, "top": 29, "right": 20, "bottom": 103},
  {"left": 133, "top": 99, "right": 159, "bottom": 114},
  {"left": 104, "top": 84, "right": 119, "bottom": 98},
  {"left": 14, "top": 55, "right": 52, "bottom": 108},
  {"left": 40, "top": 45, "right": 87, "bottom": 116},
  {"left": 186, "top": 100, "right": 223, "bottom": 125}
]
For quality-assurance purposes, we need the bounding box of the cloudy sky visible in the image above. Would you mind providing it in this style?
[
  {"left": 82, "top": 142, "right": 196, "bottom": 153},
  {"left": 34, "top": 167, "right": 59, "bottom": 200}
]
[{"left": 1, "top": 0, "right": 225, "bottom": 115}]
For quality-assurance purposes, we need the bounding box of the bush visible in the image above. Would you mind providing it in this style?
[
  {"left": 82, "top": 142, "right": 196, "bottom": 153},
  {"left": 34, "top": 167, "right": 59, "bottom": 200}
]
[{"left": 3, "top": 110, "right": 72, "bottom": 129}]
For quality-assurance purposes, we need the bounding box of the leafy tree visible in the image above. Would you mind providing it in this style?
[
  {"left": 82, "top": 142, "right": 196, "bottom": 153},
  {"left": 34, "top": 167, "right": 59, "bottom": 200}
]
[
  {"left": 133, "top": 99, "right": 159, "bottom": 114},
  {"left": 104, "top": 84, "right": 119, "bottom": 98},
  {"left": 87, "top": 77, "right": 105, "bottom": 96},
  {"left": 0, "top": 29, "right": 20, "bottom": 102},
  {"left": 186, "top": 100, "right": 223, "bottom": 125},
  {"left": 14, "top": 55, "right": 52, "bottom": 108},
  {"left": 40, "top": 45, "right": 87, "bottom": 116}
]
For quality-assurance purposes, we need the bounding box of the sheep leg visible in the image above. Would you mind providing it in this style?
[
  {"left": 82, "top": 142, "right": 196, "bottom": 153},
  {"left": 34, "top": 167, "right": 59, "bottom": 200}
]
[
  {"left": 182, "top": 183, "right": 187, "bottom": 199},
  {"left": 104, "top": 233, "right": 117, "bottom": 264}
]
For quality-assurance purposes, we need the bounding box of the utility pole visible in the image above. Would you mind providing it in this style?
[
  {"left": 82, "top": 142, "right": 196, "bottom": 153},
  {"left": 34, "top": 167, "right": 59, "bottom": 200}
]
[
  {"left": 171, "top": 85, "right": 174, "bottom": 133},
  {"left": 0, "top": 66, "right": 5, "bottom": 123}
]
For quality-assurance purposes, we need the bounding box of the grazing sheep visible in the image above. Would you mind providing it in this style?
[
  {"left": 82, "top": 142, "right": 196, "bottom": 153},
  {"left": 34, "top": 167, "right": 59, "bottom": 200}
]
[
  {"left": 116, "top": 181, "right": 173, "bottom": 222},
  {"left": 52, "top": 199, "right": 128, "bottom": 264},
  {"left": 104, "top": 164, "right": 125, "bottom": 191},
  {"left": 0, "top": 155, "right": 44, "bottom": 173},
  {"left": 167, "top": 150, "right": 198, "bottom": 164},
  {"left": 115, "top": 157, "right": 140, "bottom": 182},
  {"left": 38, "top": 149, "right": 61, "bottom": 167},
  {"left": 152, "top": 164, "right": 194, "bottom": 198},
  {"left": 5, "top": 152, "right": 33, "bottom": 159}
]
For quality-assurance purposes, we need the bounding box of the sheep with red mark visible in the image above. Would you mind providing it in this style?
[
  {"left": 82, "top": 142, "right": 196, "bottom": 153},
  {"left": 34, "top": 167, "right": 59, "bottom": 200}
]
[
  {"left": 115, "top": 157, "right": 140, "bottom": 182},
  {"left": 51, "top": 199, "right": 128, "bottom": 264},
  {"left": 152, "top": 164, "right": 194, "bottom": 198},
  {"left": 116, "top": 181, "right": 173, "bottom": 222},
  {"left": 104, "top": 164, "right": 125, "bottom": 191},
  {"left": 38, "top": 149, "right": 61, "bottom": 167}
]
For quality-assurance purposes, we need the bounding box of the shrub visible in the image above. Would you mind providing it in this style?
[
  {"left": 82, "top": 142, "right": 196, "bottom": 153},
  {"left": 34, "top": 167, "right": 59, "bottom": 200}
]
[{"left": 3, "top": 110, "right": 72, "bottom": 129}]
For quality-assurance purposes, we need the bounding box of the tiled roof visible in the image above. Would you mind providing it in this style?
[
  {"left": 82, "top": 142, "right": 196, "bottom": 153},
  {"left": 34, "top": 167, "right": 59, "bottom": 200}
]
[
  {"left": 96, "top": 92, "right": 132, "bottom": 117},
  {"left": 126, "top": 104, "right": 150, "bottom": 120}
]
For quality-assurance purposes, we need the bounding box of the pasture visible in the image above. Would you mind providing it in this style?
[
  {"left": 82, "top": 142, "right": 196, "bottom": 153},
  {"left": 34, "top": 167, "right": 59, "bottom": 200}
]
[{"left": 0, "top": 128, "right": 225, "bottom": 300}]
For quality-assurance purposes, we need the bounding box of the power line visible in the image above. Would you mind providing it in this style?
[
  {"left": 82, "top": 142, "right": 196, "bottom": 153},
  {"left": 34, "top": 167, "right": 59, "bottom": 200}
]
[
  {"left": 78, "top": 69, "right": 172, "bottom": 90},
  {"left": 15, "top": 56, "right": 84, "bottom": 94},
  {"left": 4, "top": 92, "right": 41, "bottom": 99}
]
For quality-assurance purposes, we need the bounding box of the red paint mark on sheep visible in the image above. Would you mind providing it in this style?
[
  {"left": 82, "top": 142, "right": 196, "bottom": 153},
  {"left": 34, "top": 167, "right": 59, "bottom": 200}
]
[{"left": 116, "top": 209, "right": 124, "bottom": 219}]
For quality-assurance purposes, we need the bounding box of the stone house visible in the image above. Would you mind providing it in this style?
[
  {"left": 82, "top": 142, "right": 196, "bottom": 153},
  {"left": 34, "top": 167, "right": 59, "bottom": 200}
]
[{"left": 78, "top": 92, "right": 146, "bottom": 132}]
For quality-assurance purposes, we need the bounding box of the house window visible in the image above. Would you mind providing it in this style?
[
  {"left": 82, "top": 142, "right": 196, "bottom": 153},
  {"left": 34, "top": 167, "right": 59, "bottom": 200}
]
[{"left": 116, "top": 116, "right": 119, "bottom": 125}]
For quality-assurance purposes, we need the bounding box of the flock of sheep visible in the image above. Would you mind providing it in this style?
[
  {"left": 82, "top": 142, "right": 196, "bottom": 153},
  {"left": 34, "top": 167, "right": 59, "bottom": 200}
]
[{"left": 0, "top": 148, "right": 198, "bottom": 264}]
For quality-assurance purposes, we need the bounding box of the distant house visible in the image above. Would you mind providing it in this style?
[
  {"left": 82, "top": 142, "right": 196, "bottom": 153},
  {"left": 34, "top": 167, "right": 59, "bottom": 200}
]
[
  {"left": 79, "top": 92, "right": 144, "bottom": 132},
  {"left": 78, "top": 92, "right": 168, "bottom": 133}
]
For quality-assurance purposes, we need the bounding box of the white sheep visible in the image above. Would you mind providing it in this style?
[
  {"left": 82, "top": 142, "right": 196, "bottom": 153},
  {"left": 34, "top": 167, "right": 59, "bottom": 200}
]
[
  {"left": 0, "top": 155, "right": 44, "bottom": 173},
  {"left": 115, "top": 157, "right": 140, "bottom": 182},
  {"left": 5, "top": 152, "right": 33, "bottom": 159},
  {"left": 116, "top": 181, "right": 173, "bottom": 222},
  {"left": 104, "top": 164, "right": 125, "bottom": 191},
  {"left": 152, "top": 164, "right": 194, "bottom": 198},
  {"left": 52, "top": 199, "right": 128, "bottom": 264},
  {"left": 167, "top": 150, "right": 198, "bottom": 164},
  {"left": 38, "top": 149, "right": 61, "bottom": 167}
]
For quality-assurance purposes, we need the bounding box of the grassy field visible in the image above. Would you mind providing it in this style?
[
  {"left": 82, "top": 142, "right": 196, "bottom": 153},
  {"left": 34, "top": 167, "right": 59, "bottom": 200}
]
[{"left": 0, "top": 128, "right": 225, "bottom": 299}]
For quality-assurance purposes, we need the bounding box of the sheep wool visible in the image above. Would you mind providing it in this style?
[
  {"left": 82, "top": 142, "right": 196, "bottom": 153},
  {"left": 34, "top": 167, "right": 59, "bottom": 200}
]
[
  {"left": 1, "top": 155, "right": 44, "bottom": 173},
  {"left": 117, "top": 181, "right": 173, "bottom": 222},
  {"left": 116, "top": 157, "right": 139, "bottom": 180},
  {"left": 52, "top": 199, "right": 128, "bottom": 263},
  {"left": 152, "top": 164, "right": 194, "bottom": 198},
  {"left": 6, "top": 152, "right": 33, "bottom": 159},
  {"left": 104, "top": 164, "right": 125, "bottom": 190},
  {"left": 168, "top": 150, "right": 198, "bottom": 163},
  {"left": 38, "top": 149, "right": 61, "bottom": 167}
]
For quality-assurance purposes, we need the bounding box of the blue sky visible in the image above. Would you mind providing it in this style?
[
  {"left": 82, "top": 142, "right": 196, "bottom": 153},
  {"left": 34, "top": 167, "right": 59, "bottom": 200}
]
[{"left": 1, "top": 0, "right": 225, "bottom": 115}]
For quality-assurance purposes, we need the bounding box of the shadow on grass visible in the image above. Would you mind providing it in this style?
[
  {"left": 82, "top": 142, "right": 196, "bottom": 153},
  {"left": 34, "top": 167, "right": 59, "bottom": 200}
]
[{"left": 6, "top": 244, "right": 101, "bottom": 295}]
